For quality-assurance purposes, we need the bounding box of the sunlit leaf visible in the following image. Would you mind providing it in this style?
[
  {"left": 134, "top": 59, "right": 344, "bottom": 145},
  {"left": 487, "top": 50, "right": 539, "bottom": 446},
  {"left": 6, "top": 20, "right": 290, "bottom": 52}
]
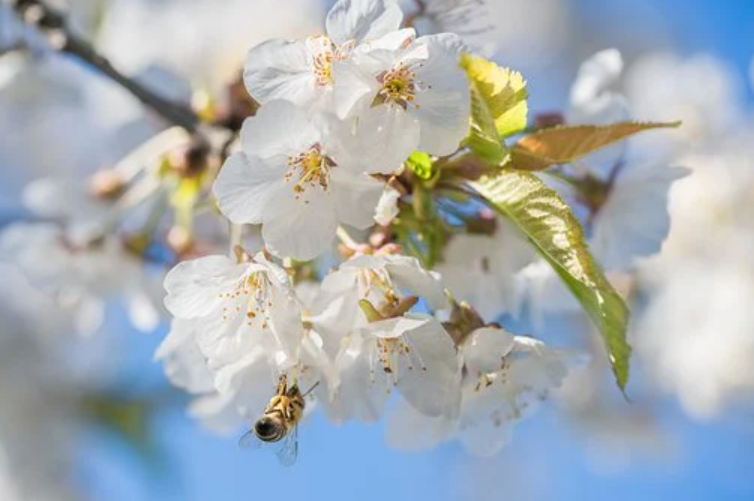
[
  {"left": 471, "top": 169, "right": 631, "bottom": 391},
  {"left": 461, "top": 54, "right": 528, "bottom": 164},
  {"left": 461, "top": 53, "right": 529, "bottom": 137},
  {"left": 510, "top": 121, "right": 681, "bottom": 171},
  {"left": 406, "top": 151, "right": 434, "bottom": 180}
]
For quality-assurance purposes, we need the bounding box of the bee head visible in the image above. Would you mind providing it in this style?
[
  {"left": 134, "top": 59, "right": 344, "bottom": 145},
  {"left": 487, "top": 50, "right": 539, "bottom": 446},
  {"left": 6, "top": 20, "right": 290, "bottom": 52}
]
[{"left": 254, "top": 416, "right": 284, "bottom": 442}]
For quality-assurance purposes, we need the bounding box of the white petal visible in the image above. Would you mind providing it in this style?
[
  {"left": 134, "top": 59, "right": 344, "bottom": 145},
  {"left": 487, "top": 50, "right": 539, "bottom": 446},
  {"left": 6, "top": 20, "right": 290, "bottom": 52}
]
[
  {"left": 240, "top": 100, "right": 320, "bottom": 159},
  {"left": 325, "top": 334, "right": 390, "bottom": 422},
  {"left": 73, "top": 295, "right": 106, "bottom": 336},
  {"left": 326, "top": 0, "right": 403, "bottom": 46},
  {"left": 590, "top": 164, "right": 690, "bottom": 270},
  {"left": 156, "top": 320, "right": 215, "bottom": 394},
  {"left": 214, "top": 345, "right": 273, "bottom": 397},
  {"left": 568, "top": 49, "right": 631, "bottom": 179},
  {"left": 359, "top": 28, "right": 416, "bottom": 52},
  {"left": 386, "top": 397, "right": 455, "bottom": 452},
  {"left": 570, "top": 48, "right": 624, "bottom": 113},
  {"left": 125, "top": 290, "right": 160, "bottom": 332},
  {"left": 213, "top": 152, "right": 292, "bottom": 225},
  {"left": 23, "top": 177, "right": 109, "bottom": 221},
  {"left": 331, "top": 58, "right": 377, "bottom": 119},
  {"left": 268, "top": 284, "right": 306, "bottom": 357},
  {"left": 410, "top": 35, "right": 470, "bottom": 156},
  {"left": 189, "top": 393, "right": 244, "bottom": 435},
  {"left": 244, "top": 39, "right": 317, "bottom": 106},
  {"left": 383, "top": 255, "right": 446, "bottom": 309},
  {"left": 458, "top": 418, "right": 514, "bottom": 457},
  {"left": 463, "top": 326, "right": 516, "bottom": 375},
  {"left": 435, "top": 220, "right": 535, "bottom": 320},
  {"left": 163, "top": 255, "right": 242, "bottom": 319},
  {"left": 262, "top": 193, "right": 338, "bottom": 260},
  {"left": 355, "top": 104, "right": 420, "bottom": 173},
  {"left": 361, "top": 315, "right": 430, "bottom": 339},
  {"left": 398, "top": 318, "right": 461, "bottom": 418},
  {"left": 330, "top": 169, "right": 384, "bottom": 228}
]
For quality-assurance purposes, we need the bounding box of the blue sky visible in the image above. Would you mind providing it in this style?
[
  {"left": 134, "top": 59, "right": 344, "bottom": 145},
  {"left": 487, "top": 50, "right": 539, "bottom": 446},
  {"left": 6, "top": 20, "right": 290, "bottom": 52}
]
[{"left": 22, "top": 0, "right": 754, "bottom": 500}]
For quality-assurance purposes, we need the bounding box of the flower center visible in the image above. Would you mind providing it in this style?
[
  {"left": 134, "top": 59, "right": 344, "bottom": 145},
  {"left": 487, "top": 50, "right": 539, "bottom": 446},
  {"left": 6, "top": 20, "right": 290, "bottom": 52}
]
[
  {"left": 219, "top": 271, "right": 273, "bottom": 329},
  {"left": 374, "top": 64, "right": 420, "bottom": 110},
  {"left": 307, "top": 36, "right": 354, "bottom": 87},
  {"left": 285, "top": 144, "right": 336, "bottom": 198}
]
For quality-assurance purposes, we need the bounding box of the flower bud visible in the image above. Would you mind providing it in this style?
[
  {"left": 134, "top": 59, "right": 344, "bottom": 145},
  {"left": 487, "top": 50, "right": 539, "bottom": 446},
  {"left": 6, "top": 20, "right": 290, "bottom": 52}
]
[
  {"left": 533, "top": 111, "right": 565, "bottom": 129},
  {"left": 89, "top": 169, "right": 125, "bottom": 200},
  {"left": 167, "top": 226, "right": 194, "bottom": 255}
]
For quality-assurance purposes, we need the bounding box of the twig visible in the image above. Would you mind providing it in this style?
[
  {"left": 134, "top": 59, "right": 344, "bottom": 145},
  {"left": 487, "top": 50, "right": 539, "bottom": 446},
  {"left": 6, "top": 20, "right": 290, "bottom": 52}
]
[
  {"left": 6, "top": 0, "right": 201, "bottom": 132},
  {"left": 228, "top": 223, "right": 243, "bottom": 258},
  {"left": 336, "top": 225, "right": 360, "bottom": 250},
  {"left": 403, "top": 0, "right": 427, "bottom": 28}
]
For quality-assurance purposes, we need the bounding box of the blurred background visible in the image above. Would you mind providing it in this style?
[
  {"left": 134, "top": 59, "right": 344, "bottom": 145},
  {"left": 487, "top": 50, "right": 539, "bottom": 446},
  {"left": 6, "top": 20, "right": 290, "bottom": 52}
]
[{"left": 1, "top": 0, "right": 753, "bottom": 500}]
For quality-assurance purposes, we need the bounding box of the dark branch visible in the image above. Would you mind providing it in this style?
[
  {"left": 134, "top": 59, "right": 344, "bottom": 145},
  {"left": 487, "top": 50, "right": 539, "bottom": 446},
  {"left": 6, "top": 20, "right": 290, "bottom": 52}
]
[{"left": 7, "top": 0, "right": 201, "bottom": 132}]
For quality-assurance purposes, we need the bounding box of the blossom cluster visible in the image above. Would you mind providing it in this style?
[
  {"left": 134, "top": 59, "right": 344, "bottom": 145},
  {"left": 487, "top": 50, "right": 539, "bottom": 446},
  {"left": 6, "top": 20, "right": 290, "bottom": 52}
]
[
  {"left": 0, "top": 0, "right": 690, "bottom": 463},
  {"left": 157, "top": 0, "right": 576, "bottom": 455}
]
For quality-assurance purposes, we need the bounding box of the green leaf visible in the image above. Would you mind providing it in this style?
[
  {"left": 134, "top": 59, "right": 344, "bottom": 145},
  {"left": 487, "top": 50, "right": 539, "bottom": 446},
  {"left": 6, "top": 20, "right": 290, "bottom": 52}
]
[
  {"left": 461, "top": 53, "right": 529, "bottom": 137},
  {"left": 406, "top": 151, "right": 434, "bottom": 180},
  {"left": 471, "top": 169, "right": 631, "bottom": 392},
  {"left": 510, "top": 121, "right": 681, "bottom": 171},
  {"left": 461, "top": 54, "right": 528, "bottom": 165}
]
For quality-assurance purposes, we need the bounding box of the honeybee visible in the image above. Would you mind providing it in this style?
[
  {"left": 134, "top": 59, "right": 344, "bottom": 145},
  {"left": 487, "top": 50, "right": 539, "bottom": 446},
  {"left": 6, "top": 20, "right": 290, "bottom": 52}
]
[{"left": 238, "top": 374, "right": 318, "bottom": 466}]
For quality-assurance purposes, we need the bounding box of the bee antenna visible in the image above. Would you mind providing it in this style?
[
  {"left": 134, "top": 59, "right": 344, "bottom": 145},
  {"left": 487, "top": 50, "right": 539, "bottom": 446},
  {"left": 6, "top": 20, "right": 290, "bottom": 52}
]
[{"left": 302, "top": 381, "right": 320, "bottom": 398}]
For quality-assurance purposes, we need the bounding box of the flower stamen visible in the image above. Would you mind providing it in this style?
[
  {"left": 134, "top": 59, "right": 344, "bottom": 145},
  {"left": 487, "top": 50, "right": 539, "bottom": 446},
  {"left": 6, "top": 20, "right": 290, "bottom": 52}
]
[
  {"left": 307, "top": 36, "right": 355, "bottom": 87},
  {"left": 219, "top": 271, "right": 273, "bottom": 329},
  {"left": 374, "top": 64, "right": 421, "bottom": 110},
  {"left": 285, "top": 143, "right": 336, "bottom": 198}
]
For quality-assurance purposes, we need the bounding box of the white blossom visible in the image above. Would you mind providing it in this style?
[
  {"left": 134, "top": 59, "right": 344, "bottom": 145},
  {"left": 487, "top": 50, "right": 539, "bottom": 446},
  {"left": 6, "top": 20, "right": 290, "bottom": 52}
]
[
  {"left": 435, "top": 217, "right": 535, "bottom": 320},
  {"left": 387, "top": 325, "right": 576, "bottom": 455},
  {"left": 163, "top": 252, "right": 302, "bottom": 367},
  {"left": 333, "top": 31, "right": 470, "bottom": 158},
  {"left": 312, "top": 253, "right": 460, "bottom": 421},
  {"left": 244, "top": 0, "right": 407, "bottom": 109},
  {"left": 213, "top": 100, "right": 386, "bottom": 260}
]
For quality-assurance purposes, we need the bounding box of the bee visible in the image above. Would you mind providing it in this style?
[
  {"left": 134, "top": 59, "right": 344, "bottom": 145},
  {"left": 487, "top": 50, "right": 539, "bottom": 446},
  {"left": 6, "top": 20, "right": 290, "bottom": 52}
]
[{"left": 238, "top": 374, "right": 318, "bottom": 466}]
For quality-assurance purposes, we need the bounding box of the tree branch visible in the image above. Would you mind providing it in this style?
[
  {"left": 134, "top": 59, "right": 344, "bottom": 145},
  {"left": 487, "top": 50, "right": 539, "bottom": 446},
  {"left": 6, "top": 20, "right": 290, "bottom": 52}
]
[{"left": 6, "top": 0, "right": 201, "bottom": 132}]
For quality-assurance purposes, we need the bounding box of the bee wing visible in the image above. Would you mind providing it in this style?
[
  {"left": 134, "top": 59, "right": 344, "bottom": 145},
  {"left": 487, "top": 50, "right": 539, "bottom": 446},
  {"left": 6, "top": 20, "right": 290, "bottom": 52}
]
[
  {"left": 276, "top": 424, "right": 299, "bottom": 466},
  {"left": 238, "top": 429, "right": 264, "bottom": 450}
]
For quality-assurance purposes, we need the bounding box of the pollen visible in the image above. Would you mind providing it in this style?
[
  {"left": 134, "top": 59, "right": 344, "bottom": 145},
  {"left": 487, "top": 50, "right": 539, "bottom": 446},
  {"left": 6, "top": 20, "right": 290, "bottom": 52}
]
[
  {"left": 375, "top": 335, "right": 426, "bottom": 386},
  {"left": 307, "top": 36, "right": 354, "bottom": 87},
  {"left": 219, "top": 271, "right": 273, "bottom": 329},
  {"left": 285, "top": 143, "right": 336, "bottom": 198},
  {"left": 374, "top": 64, "right": 421, "bottom": 111}
]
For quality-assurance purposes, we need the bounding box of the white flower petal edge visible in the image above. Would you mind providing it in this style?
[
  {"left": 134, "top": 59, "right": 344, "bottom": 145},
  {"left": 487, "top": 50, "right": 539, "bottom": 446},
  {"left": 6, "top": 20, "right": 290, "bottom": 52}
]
[
  {"left": 590, "top": 163, "right": 691, "bottom": 271},
  {"left": 244, "top": 39, "right": 320, "bottom": 109},
  {"left": 326, "top": 0, "right": 403, "bottom": 46}
]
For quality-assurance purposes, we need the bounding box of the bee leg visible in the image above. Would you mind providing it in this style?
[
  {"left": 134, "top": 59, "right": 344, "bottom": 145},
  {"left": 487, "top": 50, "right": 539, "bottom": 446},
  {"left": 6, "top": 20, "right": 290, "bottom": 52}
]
[{"left": 276, "top": 374, "right": 288, "bottom": 396}]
